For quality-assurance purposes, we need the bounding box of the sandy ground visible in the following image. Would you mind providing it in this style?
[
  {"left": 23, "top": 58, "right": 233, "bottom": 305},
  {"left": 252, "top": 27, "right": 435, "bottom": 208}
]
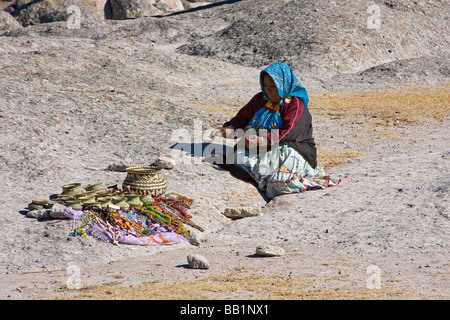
[{"left": 0, "top": 2, "right": 449, "bottom": 301}]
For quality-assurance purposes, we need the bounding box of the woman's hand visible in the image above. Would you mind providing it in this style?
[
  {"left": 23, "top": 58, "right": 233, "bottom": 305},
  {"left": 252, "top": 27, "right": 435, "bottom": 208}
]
[
  {"left": 210, "top": 127, "right": 233, "bottom": 138},
  {"left": 245, "top": 135, "right": 263, "bottom": 149}
]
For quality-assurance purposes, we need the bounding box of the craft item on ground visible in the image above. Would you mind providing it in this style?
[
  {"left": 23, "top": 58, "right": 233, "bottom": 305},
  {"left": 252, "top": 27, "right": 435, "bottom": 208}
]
[
  {"left": 143, "top": 193, "right": 202, "bottom": 234},
  {"left": 65, "top": 207, "right": 187, "bottom": 246},
  {"left": 97, "top": 197, "right": 112, "bottom": 209},
  {"left": 61, "top": 183, "right": 86, "bottom": 195},
  {"left": 28, "top": 198, "right": 54, "bottom": 210},
  {"left": 125, "top": 194, "right": 143, "bottom": 208},
  {"left": 65, "top": 194, "right": 200, "bottom": 246},
  {"left": 30, "top": 183, "right": 163, "bottom": 212},
  {"left": 65, "top": 199, "right": 83, "bottom": 210},
  {"left": 78, "top": 195, "right": 96, "bottom": 203},
  {"left": 154, "top": 193, "right": 203, "bottom": 232},
  {"left": 140, "top": 194, "right": 155, "bottom": 206},
  {"left": 25, "top": 177, "right": 202, "bottom": 247},
  {"left": 84, "top": 182, "right": 106, "bottom": 193},
  {"left": 122, "top": 165, "right": 167, "bottom": 196},
  {"left": 113, "top": 198, "right": 130, "bottom": 211}
]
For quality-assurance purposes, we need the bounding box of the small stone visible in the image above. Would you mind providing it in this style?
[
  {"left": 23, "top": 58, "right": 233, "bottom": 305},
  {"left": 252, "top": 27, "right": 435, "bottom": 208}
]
[
  {"left": 255, "top": 245, "right": 285, "bottom": 257},
  {"left": 154, "top": 156, "right": 176, "bottom": 170},
  {"left": 187, "top": 254, "right": 210, "bottom": 269},
  {"left": 105, "top": 163, "right": 128, "bottom": 172},
  {"left": 26, "top": 209, "right": 50, "bottom": 219},
  {"left": 109, "top": 0, "right": 161, "bottom": 20},
  {"left": 0, "top": 11, "right": 21, "bottom": 32},
  {"left": 188, "top": 232, "right": 201, "bottom": 246},
  {"left": 49, "top": 202, "right": 69, "bottom": 219},
  {"left": 224, "top": 207, "right": 260, "bottom": 219}
]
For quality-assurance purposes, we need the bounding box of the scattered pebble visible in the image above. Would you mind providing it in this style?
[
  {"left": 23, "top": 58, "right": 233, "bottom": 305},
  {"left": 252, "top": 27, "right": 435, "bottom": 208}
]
[
  {"left": 255, "top": 244, "right": 285, "bottom": 257},
  {"left": 188, "top": 232, "right": 201, "bottom": 246},
  {"left": 154, "top": 157, "right": 176, "bottom": 170},
  {"left": 49, "top": 203, "right": 69, "bottom": 219},
  {"left": 26, "top": 209, "right": 50, "bottom": 219},
  {"left": 224, "top": 207, "right": 260, "bottom": 219},
  {"left": 187, "top": 254, "right": 210, "bottom": 269}
]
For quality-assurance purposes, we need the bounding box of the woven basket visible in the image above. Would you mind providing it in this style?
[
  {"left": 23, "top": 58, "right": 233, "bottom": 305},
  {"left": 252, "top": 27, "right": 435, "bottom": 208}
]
[
  {"left": 122, "top": 165, "right": 167, "bottom": 196},
  {"left": 61, "top": 183, "right": 86, "bottom": 195}
]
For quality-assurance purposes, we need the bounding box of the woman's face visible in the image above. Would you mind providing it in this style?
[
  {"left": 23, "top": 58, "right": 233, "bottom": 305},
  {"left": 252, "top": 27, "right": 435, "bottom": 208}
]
[{"left": 263, "top": 75, "right": 281, "bottom": 103}]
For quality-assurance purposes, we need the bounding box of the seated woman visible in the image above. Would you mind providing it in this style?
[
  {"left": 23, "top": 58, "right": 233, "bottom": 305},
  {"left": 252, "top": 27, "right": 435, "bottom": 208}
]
[{"left": 210, "top": 62, "right": 340, "bottom": 199}]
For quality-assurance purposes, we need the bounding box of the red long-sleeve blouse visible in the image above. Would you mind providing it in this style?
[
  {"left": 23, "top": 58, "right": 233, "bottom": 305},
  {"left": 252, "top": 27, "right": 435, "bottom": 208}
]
[{"left": 223, "top": 92, "right": 317, "bottom": 168}]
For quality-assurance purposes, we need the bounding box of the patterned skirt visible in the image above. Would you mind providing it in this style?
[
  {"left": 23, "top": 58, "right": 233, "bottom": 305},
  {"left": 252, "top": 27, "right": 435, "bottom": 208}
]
[{"left": 234, "top": 145, "right": 340, "bottom": 199}]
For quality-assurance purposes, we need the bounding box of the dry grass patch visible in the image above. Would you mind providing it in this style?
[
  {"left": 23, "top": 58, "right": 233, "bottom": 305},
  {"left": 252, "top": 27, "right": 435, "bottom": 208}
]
[
  {"left": 309, "top": 84, "right": 449, "bottom": 126},
  {"left": 191, "top": 84, "right": 450, "bottom": 125},
  {"left": 188, "top": 98, "right": 244, "bottom": 117},
  {"left": 58, "top": 269, "right": 403, "bottom": 300},
  {"left": 311, "top": 84, "right": 449, "bottom": 166},
  {"left": 317, "top": 150, "right": 363, "bottom": 168}
]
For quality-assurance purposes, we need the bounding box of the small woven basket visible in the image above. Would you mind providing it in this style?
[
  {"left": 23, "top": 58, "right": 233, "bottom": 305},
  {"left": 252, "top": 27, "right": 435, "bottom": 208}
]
[
  {"left": 122, "top": 165, "right": 167, "bottom": 196},
  {"left": 61, "top": 183, "right": 86, "bottom": 195}
]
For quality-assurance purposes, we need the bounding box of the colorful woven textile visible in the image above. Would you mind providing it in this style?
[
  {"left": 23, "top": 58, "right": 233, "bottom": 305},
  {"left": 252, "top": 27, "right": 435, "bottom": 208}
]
[{"left": 234, "top": 145, "right": 341, "bottom": 199}]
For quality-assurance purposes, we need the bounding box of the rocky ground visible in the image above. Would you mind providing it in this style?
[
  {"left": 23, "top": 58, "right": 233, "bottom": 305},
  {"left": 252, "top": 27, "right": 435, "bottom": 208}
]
[{"left": 0, "top": 0, "right": 449, "bottom": 300}]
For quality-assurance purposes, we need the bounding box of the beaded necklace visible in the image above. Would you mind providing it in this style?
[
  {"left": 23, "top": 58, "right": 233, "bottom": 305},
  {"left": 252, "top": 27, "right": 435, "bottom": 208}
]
[
  {"left": 140, "top": 205, "right": 172, "bottom": 226},
  {"left": 157, "top": 193, "right": 194, "bottom": 218}
]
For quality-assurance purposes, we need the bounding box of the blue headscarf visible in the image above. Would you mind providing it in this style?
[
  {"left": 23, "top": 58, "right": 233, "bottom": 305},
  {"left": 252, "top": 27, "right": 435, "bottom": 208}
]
[{"left": 260, "top": 62, "right": 309, "bottom": 109}]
